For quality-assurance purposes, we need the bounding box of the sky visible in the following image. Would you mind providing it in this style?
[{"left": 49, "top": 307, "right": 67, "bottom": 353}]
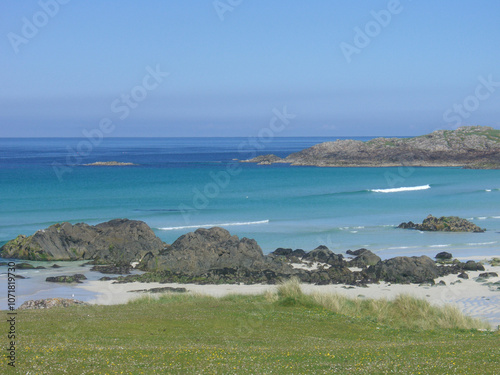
[{"left": 1, "top": 0, "right": 500, "bottom": 137}]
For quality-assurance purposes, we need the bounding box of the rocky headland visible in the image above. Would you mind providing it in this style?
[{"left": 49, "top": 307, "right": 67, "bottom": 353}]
[
  {"left": 243, "top": 126, "right": 500, "bottom": 168},
  {"left": 398, "top": 215, "right": 486, "bottom": 232},
  {"left": 2, "top": 221, "right": 488, "bottom": 286}
]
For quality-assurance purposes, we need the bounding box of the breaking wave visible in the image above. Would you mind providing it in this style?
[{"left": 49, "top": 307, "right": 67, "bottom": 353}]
[
  {"left": 158, "top": 220, "right": 270, "bottom": 231},
  {"left": 370, "top": 184, "right": 431, "bottom": 193}
]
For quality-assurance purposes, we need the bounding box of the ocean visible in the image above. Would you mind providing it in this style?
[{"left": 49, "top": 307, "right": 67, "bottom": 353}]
[{"left": 1, "top": 137, "right": 499, "bottom": 307}]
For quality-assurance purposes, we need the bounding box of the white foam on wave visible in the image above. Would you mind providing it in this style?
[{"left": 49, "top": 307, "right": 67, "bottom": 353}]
[
  {"left": 159, "top": 220, "right": 269, "bottom": 231},
  {"left": 477, "top": 217, "right": 487, "bottom": 220},
  {"left": 466, "top": 241, "right": 498, "bottom": 246},
  {"left": 388, "top": 246, "right": 418, "bottom": 250},
  {"left": 492, "top": 216, "right": 500, "bottom": 219},
  {"left": 429, "top": 244, "right": 451, "bottom": 248},
  {"left": 485, "top": 189, "right": 492, "bottom": 192},
  {"left": 370, "top": 184, "right": 431, "bottom": 193}
]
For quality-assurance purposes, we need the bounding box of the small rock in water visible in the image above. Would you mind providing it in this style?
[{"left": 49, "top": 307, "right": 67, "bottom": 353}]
[
  {"left": 17, "top": 263, "right": 35, "bottom": 269},
  {"left": 45, "top": 274, "right": 87, "bottom": 283}
]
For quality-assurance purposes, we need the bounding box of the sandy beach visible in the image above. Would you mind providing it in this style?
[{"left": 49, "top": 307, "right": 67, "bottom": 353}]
[{"left": 78, "top": 263, "right": 500, "bottom": 327}]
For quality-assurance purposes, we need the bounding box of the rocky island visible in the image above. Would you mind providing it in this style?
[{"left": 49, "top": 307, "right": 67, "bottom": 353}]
[
  {"left": 244, "top": 126, "right": 500, "bottom": 168},
  {"left": 398, "top": 215, "right": 486, "bottom": 232}
]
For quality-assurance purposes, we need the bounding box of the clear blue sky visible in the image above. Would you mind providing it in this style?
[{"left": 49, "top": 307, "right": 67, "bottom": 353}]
[{"left": 1, "top": 0, "right": 499, "bottom": 137}]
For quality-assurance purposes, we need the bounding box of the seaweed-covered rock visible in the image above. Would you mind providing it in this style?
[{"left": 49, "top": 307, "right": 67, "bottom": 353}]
[{"left": 398, "top": 215, "right": 485, "bottom": 232}]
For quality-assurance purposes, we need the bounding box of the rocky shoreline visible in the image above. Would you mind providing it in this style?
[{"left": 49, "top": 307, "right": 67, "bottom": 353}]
[
  {"left": 1, "top": 218, "right": 494, "bottom": 287},
  {"left": 242, "top": 126, "right": 500, "bottom": 168}
]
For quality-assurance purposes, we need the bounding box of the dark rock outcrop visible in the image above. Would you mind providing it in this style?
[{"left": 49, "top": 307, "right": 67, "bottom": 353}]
[
  {"left": 458, "top": 272, "right": 469, "bottom": 279},
  {"left": 0, "top": 219, "right": 165, "bottom": 264},
  {"left": 478, "top": 272, "right": 498, "bottom": 279},
  {"left": 435, "top": 252, "right": 453, "bottom": 260},
  {"left": 398, "top": 215, "right": 485, "bottom": 232},
  {"left": 243, "top": 126, "right": 500, "bottom": 168},
  {"left": 140, "top": 227, "right": 292, "bottom": 277},
  {"left": 367, "top": 256, "right": 440, "bottom": 284},
  {"left": 303, "top": 246, "right": 344, "bottom": 266},
  {"left": 462, "top": 261, "right": 486, "bottom": 271},
  {"left": 90, "top": 265, "right": 132, "bottom": 274},
  {"left": 17, "top": 262, "right": 36, "bottom": 269},
  {"left": 45, "top": 274, "right": 87, "bottom": 283},
  {"left": 19, "top": 298, "right": 89, "bottom": 309}
]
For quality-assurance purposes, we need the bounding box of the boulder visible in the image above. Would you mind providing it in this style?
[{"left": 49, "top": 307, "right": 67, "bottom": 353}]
[
  {"left": 398, "top": 215, "right": 485, "bottom": 232},
  {"left": 462, "top": 261, "right": 485, "bottom": 271},
  {"left": 45, "top": 274, "right": 87, "bottom": 283},
  {"left": 303, "top": 246, "right": 344, "bottom": 266},
  {"left": 457, "top": 272, "right": 469, "bottom": 279},
  {"left": 367, "top": 256, "right": 440, "bottom": 284},
  {"left": 478, "top": 272, "right": 498, "bottom": 279},
  {"left": 349, "top": 250, "right": 381, "bottom": 268},
  {"left": 0, "top": 219, "right": 165, "bottom": 264},
  {"left": 435, "top": 252, "right": 453, "bottom": 260}
]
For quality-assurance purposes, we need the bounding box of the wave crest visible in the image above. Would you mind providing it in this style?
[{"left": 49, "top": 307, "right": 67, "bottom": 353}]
[
  {"left": 370, "top": 184, "right": 431, "bottom": 193},
  {"left": 158, "top": 220, "right": 269, "bottom": 231}
]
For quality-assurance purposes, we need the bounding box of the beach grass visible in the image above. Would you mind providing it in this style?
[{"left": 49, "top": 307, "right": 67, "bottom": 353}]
[{"left": 2, "top": 283, "right": 499, "bottom": 374}]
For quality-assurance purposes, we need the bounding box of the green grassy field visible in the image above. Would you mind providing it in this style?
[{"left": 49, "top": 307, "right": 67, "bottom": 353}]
[{"left": 2, "top": 283, "right": 499, "bottom": 374}]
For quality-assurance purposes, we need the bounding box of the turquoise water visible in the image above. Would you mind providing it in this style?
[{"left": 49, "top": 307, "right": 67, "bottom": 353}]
[{"left": 1, "top": 137, "right": 499, "bottom": 260}]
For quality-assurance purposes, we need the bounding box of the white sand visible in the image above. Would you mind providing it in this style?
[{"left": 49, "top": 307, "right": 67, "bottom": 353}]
[{"left": 77, "top": 264, "right": 500, "bottom": 326}]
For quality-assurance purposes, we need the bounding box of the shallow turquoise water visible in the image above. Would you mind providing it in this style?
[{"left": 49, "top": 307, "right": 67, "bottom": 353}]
[{"left": 1, "top": 137, "right": 499, "bottom": 259}]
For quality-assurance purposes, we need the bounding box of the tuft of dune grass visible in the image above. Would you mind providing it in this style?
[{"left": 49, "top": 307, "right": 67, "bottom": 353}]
[
  {"left": 275, "top": 277, "right": 490, "bottom": 331},
  {"left": 127, "top": 277, "right": 491, "bottom": 331}
]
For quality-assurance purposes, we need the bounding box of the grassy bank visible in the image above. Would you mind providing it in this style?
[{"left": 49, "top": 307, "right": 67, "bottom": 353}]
[{"left": 2, "top": 281, "right": 499, "bottom": 374}]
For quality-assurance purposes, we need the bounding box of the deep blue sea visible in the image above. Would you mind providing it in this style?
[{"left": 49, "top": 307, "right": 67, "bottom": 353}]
[{"left": 1, "top": 137, "right": 499, "bottom": 259}]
